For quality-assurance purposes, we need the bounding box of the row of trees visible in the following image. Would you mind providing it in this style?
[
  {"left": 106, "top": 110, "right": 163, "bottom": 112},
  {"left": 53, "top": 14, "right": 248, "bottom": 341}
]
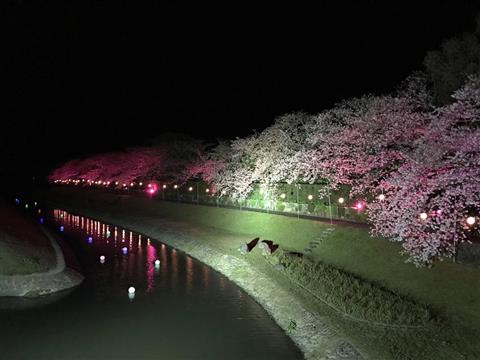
[
  {"left": 51, "top": 74, "right": 480, "bottom": 266},
  {"left": 186, "top": 74, "right": 480, "bottom": 266}
]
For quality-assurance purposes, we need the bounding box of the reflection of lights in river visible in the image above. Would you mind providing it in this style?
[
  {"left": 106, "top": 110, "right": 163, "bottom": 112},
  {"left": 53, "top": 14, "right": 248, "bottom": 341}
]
[{"left": 100, "top": 255, "right": 106, "bottom": 263}]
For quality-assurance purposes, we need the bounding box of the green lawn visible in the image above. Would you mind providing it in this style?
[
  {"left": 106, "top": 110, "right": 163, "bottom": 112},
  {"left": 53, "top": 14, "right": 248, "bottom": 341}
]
[{"left": 0, "top": 203, "right": 56, "bottom": 275}]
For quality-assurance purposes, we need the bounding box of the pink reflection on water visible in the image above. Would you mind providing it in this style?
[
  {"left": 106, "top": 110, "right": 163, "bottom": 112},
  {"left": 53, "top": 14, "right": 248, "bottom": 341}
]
[{"left": 146, "top": 244, "right": 157, "bottom": 293}]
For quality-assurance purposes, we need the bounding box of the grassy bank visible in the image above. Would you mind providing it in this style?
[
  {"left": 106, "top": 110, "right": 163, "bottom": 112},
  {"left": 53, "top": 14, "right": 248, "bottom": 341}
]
[
  {"left": 0, "top": 202, "right": 56, "bottom": 275},
  {"left": 43, "top": 187, "right": 480, "bottom": 359}
]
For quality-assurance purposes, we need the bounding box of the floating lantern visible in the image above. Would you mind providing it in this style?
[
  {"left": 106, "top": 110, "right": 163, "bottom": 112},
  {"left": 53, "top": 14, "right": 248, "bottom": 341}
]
[
  {"left": 40, "top": 218, "right": 44, "bottom": 224},
  {"left": 25, "top": 204, "right": 29, "bottom": 209},
  {"left": 419, "top": 212, "right": 428, "bottom": 220},
  {"left": 87, "top": 236, "right": 93, "bottom": 244},
  {"left": 155, "top": 259, "right": 161, "bottom": 266},
  {"left": 338, "top": 197, "right": 345, "bottom": 204},
  {"left": 59, "top": 225, "right": 64, "bottom": 232},
  {"left": 130, "top": 182, "right": 134, "bottom": 187},
  {"left": 139, "top": 182, "right": 143, "bottom": 186},
  {"left": 34, "top": 202, "right": 37, "bottom": 207},
  {"left": 128, "top": 286, "right": 135, "bottom": 294},
  {"left": 173, "top": 184, "right": 178, "bottom": 189},
  {"left": 307, "top": 194, "right": 313, "bottom": 201},
  {"left": 122, "top": 246, "right": 128, "bottom": 255},
  {"left": 467, "top": 216, "right": 476, "bottom": 226},
  {"left": 38, "top": 209, "right": 41, "bottom": 214},
  {"left": 162, "top": 184, "right": 167, "bottom": 189},
  {"left": 205, "top": 188, "right": 210, "bottom": 193},
  {"left": 100, "top": 255, "right": 106, "bottom": 263},
  {"left": 188, "top": 186, "right": 193, "bottom": 192}
]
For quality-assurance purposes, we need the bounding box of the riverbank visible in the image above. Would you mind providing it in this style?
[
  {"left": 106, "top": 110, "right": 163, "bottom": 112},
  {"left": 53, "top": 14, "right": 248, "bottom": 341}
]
[
  {"left": 43, "top": 187, "right": 480, "bottom": 359},
  {"left": 0, "top": 201, "right": 83, "bottom": 296}
]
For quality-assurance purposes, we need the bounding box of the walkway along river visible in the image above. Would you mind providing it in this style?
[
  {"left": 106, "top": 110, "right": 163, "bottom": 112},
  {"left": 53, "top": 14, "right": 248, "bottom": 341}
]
[{"left": 0, "top": 209, "right": 302, "bottom": 359}]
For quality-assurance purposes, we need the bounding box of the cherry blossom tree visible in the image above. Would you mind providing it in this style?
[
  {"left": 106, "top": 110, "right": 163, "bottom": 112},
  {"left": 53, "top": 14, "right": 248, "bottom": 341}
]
[{"left": 368, "top": 75, "right": 480, "bottom": 265}]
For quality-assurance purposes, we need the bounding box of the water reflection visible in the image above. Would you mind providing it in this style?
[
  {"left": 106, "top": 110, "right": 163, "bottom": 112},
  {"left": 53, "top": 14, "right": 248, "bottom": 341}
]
[{"left": 1, "top": 208, "right": 306, "bottom": 360}]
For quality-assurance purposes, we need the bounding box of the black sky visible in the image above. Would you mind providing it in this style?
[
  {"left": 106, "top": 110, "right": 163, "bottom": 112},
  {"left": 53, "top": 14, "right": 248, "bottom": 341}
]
[{"left": 2, "top": 1, "right": 480, "bottom": 182}]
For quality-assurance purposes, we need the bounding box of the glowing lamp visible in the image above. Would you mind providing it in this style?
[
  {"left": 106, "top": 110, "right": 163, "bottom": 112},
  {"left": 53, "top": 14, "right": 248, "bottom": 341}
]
[
  {"left": 280, "top": 193, "right": 286, "bottom": 199},
  {"left": 130, "top": 183, "right": 134, "bottom": 187},
  {"left": 25, "top": 204, "right": 29, "bottom": 209},
  {"left": 173, "top": 184, "right": 178, "bottom": 189},
  {"left": 60, "top": 225, "right": 64, "bottom": 232},
  {"left": 354, "top": 202, "right": 365, "bottom": 211},
  {"left": 188, "top": 186, "right": 193, "bottom": 192},
  {"left": 99, "top": 255, "right": 106, "bottom": 263},
  {"left": 128, "top": 286, "right": 136, "bottom": 294},
  {"left": 307, "top": 194, "right": 313, "bottom": 201},
  {"left": 146, "top": 183, "right": 158, "bottom": 195},
  {"left": 38, "top": 209, "right": 41, "bottom": 214},
  {"left": 378, "top": 194, "right": 385, "bottom": 201},
  {"left": 34, "top": 202, "right": 37, "bottom": 207},
  {"left": 15, "top": 198, "right": 20, "bottom": 204},
  {"left": 122, "top": 246, "right": 128, "bottom": 255},
  {"left": 338, "top": 197, "right": 345, "bottom": 204},
  {"left": 40, "top": 218, "right": 44, "bottom": 224},
  {"left": 106, "top": 230, "right": 111, "bottom": 238},
  {"left": 419, "top": 212, "right": 428, "bottom": 220},
  {"left": 115, "top": 181, "right": 119, "bottom": 185},
  {"left": 205, "top": 188, "right": 210, "bottom": 193},
  {"left": 162, "top": 184, "right": 167, "bottom": 189},
  {"left": 87, "top": 236, "right": 93, "bottom": 244},
  {"left": 155, "top": 259, "right": 161, "bottom": 266},
  {"left": 123, "top": 183, "right": 126, "bottom": 187},
  {"left": 139, "top": 182, "right": 143, "bottom": 186},
  {"left": 467, "top": 216, "right": 476, "bottom": 226}
]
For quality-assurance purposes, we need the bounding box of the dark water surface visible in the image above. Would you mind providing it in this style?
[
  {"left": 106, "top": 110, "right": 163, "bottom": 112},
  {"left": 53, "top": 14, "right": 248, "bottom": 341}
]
[{"left": 0, "top": 209, "right": 302, "bottom": 360}]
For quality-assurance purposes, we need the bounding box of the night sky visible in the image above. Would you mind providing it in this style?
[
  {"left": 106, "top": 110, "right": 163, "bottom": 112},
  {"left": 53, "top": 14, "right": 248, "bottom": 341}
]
[{"left": 2, "top": 1, "right": 480, "bottom": 183}]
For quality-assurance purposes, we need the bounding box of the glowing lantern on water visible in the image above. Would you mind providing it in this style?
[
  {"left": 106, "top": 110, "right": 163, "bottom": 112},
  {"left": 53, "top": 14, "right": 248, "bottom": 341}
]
[
  {"left": 420, "top": 212, "right": 428, "bottom": 220},
  {"left": 280, "top": 193, "right": 286, "bottom": 199},
  {"left": 338, "top": 197, "right": 345, "bottom": 204},
  {"left": 307, "top": 194, "right": 313, "bottom": 201},
  {"left": 467, "top": 216, "right": 476, "bottom": 226},
  {"left": 100, "top": 255, "right": 106, "bottom": 263},
  {"left": 188, "top": 186, "right": 193, "bottom": 192},
  {"left": 378, "top": 194, "right": 385, "bottom": 201},
  {"left": 128, "top": 286, "right": 135, "bottom": 294},
  {"left": 122, "top": 246, "right": 128, "bottom": 255}
]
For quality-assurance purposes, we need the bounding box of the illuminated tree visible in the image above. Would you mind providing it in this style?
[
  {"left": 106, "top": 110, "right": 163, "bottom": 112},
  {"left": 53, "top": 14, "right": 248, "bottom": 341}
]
[{"left": 368, "top": 76, "right": 480, "bottom": 265}]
